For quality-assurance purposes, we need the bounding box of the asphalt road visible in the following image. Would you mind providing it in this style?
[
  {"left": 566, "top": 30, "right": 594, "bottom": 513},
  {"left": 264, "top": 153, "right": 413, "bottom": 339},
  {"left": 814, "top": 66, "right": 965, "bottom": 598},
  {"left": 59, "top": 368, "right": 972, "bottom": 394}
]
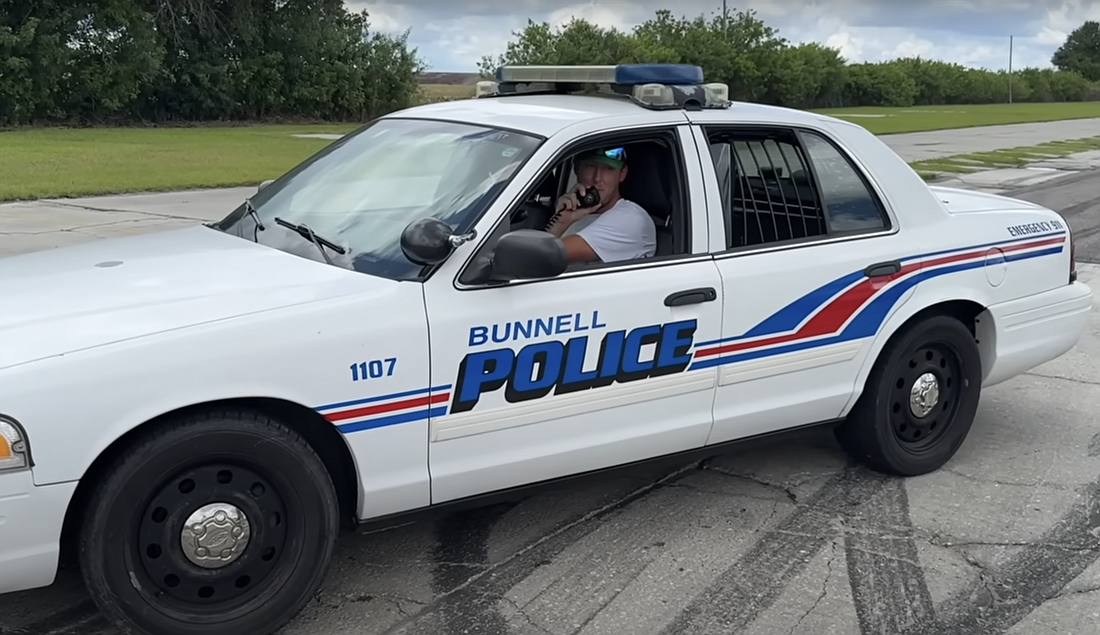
[{"left": 2, "top": 169, "right": 1100, "bottom": 635}]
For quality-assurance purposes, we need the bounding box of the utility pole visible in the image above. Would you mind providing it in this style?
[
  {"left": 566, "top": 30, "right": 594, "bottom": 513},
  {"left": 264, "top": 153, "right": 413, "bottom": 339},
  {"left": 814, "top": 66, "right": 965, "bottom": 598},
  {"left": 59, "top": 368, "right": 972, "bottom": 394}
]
[{"left": 1008, "top": 35, "right": 1014, "bottom": 103}]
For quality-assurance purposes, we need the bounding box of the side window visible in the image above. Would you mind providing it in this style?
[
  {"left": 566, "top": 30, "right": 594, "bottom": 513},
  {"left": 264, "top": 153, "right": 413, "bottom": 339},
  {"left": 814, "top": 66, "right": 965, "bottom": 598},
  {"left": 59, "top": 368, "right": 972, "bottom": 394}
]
[
  {"left": 707, "top": 131, "right": 827, "bottom": 248},
  {"left": 798, "top": 131, "right": 889, "bottom": 234}
]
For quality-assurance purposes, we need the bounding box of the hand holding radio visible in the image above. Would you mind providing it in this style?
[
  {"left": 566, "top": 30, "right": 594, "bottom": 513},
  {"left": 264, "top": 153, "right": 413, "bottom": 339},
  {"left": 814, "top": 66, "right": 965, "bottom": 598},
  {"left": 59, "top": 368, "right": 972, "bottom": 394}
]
[
  {"left": 556, "top": 184, "right": 600, "bottom": 213},
  {"left": 546, "top": 184, "right": 601, "bottom": 231}
]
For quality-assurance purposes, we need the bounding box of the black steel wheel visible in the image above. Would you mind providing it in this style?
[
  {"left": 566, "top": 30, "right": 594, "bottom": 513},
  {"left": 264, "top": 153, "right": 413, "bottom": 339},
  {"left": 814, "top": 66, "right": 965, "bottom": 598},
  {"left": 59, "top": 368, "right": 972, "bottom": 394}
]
[
  {"left": 79, "top": 410, "right": 340, "bottom": 635},
  {"left": 836, "top": 314, "right": 983, "bottom": 476},
  {"left": 887, "top": 342, "right": 962, "bottom": 452}
]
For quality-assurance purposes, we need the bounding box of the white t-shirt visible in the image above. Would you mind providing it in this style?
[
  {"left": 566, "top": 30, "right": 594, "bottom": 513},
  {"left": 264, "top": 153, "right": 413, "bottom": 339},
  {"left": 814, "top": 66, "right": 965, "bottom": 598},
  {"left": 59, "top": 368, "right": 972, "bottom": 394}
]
[{"left": 562, "top": 198, "right": 657, "bottom": 262}]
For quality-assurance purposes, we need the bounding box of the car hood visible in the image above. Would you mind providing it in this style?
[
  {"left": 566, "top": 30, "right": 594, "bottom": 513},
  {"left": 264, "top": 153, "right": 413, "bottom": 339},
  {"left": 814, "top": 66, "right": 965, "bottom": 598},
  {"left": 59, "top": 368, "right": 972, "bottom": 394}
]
[
  {"left": 0, "top": 225, "right": 383, "bottom": 370},
  {"left": 929, "top": 185, "right": 1048, "bottom": 214}
]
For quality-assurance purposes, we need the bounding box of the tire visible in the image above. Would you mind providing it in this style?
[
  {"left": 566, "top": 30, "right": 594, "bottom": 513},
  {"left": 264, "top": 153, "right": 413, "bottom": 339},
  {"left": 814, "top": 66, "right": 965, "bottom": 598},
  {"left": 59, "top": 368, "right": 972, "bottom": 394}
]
[
  {"left": 78, "top": 410, "right": 340, "bottom": 635},
  {"left": 836, "top": 315, "right": 983, "bottom": 477}
]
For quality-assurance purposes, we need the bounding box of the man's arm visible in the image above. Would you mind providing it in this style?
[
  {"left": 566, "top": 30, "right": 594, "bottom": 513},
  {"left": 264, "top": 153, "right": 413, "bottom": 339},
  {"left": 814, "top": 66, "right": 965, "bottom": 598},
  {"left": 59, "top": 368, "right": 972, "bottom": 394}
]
[{"left": 561, "top": 234, "right": 600, "bottom": 262}]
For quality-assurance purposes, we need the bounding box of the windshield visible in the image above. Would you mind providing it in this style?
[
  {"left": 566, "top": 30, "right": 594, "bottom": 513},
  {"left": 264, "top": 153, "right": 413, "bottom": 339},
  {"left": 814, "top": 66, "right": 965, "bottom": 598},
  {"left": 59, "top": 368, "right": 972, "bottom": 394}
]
[{"left": 215, "top": 117, "right": 544, "bottom": 280}]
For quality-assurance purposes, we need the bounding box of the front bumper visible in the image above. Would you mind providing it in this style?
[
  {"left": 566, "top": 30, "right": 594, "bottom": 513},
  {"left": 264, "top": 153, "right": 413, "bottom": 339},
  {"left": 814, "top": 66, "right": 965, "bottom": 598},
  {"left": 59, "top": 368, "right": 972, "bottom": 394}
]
[{"left": 0, "top": 470, "right": 77, "bottom": 595}]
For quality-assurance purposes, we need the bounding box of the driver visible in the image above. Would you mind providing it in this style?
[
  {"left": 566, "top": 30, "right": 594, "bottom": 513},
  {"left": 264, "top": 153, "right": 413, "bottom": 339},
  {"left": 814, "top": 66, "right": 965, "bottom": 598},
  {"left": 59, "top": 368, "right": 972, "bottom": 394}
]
[{"left": 545, "top": 147, "right": 657, "bottom": 264}]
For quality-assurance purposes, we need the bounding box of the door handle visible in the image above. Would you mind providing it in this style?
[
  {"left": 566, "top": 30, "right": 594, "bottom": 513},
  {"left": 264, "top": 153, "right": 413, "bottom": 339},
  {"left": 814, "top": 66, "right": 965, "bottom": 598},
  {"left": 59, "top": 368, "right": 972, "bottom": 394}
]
[
  {"left": 665, "top": 287, "right": 718, "bottom": 306},
  {"left": 864, "top": 260, "right": 901, "bottom": 278}
]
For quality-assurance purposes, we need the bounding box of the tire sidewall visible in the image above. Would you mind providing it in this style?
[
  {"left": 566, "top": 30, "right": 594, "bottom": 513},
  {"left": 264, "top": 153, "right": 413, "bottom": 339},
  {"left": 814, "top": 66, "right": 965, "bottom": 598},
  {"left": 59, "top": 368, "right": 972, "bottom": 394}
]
[
  {"left": 858, "top": 316, "right": 983, "bottom": 476},
  {"left": 80, "top": 415, "right": 339, "bottom": 635}
]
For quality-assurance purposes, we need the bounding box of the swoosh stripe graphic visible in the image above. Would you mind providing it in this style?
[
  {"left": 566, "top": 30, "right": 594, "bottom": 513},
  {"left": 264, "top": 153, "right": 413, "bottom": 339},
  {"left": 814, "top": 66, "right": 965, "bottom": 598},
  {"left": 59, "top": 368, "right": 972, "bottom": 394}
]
[{"left": 696, "top": 232, "right": 1066, "bottom": 350}]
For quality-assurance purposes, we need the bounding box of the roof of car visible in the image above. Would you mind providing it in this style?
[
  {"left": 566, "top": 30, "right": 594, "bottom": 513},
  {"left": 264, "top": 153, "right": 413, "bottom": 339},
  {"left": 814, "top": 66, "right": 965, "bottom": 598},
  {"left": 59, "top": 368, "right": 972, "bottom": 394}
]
[{"left": 385, "top": 93, "right": 843, "bottom": 138}]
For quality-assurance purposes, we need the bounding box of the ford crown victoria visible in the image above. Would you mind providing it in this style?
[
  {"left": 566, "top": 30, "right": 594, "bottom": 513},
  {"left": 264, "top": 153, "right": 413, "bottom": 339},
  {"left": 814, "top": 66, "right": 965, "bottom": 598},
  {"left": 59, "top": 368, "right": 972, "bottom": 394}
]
[{"left": 0, "top": 64, "right": 1091, "bottom": 634}]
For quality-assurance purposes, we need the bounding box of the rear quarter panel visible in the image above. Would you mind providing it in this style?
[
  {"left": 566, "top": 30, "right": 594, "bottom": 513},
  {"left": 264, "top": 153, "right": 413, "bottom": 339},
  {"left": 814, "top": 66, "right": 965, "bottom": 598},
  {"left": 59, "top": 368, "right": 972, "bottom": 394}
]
[{"left": 839, "top": 194, "right": 1072, "bottom": 414}]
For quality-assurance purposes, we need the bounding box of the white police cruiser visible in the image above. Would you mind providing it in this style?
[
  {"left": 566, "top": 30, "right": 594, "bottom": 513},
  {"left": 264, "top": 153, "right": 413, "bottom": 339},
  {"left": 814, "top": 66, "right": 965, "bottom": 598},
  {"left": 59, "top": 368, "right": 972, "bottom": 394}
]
[{"left": 0, "top": 64, "right": 1092, "bottom": 634}]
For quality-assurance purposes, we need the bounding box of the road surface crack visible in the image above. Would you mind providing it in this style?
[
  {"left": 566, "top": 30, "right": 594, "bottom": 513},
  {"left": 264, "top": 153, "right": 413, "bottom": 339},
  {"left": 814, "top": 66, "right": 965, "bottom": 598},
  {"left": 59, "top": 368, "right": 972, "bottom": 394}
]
[
  {"left": 498, "top": 595, "right": 554, "bottom": 635},
  {"left": 788, "top": 539, "right": 836, "bottom": 635},
  {"left": 941, "top": 467, "right": 1073, "bottom": 490},
  {"left": 43, "top": 200, "right": 204, "bottom": 221},
  {"left": 1055, "top": 584, "right": 1100, "bottom": 599},
  {"left": 1023, "top": 371, "right": 1100, "bottom": 386},
  {"left": 929, "top": 536, "right": 1100, "bottom": 551},
  {"left": 699, "top": 463, "right": 799, "bottom": 503}
]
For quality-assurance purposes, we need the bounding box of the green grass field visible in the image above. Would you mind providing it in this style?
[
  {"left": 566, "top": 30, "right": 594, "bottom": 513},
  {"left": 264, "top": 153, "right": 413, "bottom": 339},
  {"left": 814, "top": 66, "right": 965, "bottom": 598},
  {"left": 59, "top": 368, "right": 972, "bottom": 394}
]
[
  {"left": 815, "top": 103, "right": 1100, "bottom": 135},
  {"left": 1, "top": 93, "right": 1098, "bottom": 201},
  {"left": 0, "top": 124, "right": 362, "bottom": 201}
]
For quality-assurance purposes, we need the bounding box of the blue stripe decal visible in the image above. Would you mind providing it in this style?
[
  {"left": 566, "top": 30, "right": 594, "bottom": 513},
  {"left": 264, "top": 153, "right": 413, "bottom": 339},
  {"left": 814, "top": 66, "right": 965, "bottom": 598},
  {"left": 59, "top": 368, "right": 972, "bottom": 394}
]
[
  {"left": 694, "top": 233, "right": 1065, "bottom": 349},
  {"left": 688, "top": 246, "right": 1062, "bottom": 371}
]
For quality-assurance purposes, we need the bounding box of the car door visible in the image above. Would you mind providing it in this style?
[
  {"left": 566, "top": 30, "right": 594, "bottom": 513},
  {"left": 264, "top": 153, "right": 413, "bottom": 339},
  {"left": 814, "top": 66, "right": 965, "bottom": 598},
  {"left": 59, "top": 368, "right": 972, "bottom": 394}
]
[
  {"left": 421, "top": 123, "right": 724, "bottom": 504},
  {"left": 686, "top": 121, "right": 922, "bottom": 445}
]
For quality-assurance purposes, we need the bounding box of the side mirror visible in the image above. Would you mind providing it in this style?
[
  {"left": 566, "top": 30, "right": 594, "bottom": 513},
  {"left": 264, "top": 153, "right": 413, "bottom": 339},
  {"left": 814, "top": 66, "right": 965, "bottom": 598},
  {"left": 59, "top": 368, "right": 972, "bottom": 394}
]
[
  {"left": 400, "top": 218, "right": 477, "bottom": 266},
  {"left": 257, "top": 179, "right": 275, "bottom": 193},
  {"left": 479, "top": 229, "right": 568, "bottom": 282}
]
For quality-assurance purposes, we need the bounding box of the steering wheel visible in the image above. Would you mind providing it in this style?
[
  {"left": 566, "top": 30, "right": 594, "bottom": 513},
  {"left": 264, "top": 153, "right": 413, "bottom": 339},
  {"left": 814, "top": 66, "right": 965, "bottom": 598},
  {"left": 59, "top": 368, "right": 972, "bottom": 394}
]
[{"left": 511, "top": 199, "right": 555, "bottom": 230}]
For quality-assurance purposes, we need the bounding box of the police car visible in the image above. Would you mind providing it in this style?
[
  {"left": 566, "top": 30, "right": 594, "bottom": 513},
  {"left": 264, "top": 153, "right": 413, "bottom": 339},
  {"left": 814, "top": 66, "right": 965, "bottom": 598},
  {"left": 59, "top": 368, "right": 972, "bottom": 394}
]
[{"left": 0, "top": 64, "right": 1092, "bottom": 634}]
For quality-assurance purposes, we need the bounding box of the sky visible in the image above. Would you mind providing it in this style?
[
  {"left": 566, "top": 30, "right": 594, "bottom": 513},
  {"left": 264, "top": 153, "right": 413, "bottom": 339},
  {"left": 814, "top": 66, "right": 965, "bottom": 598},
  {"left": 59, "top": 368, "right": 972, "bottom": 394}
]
[{"left": 346, "top": 0, "right": 1100, "bottom": 74}]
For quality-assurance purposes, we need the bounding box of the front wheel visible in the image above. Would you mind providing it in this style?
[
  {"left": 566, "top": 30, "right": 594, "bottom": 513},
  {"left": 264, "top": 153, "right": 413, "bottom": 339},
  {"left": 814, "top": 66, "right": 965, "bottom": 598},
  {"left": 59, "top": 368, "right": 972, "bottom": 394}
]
[
  {"left": 836, "top": 315, "right": 983, "bottom": 476},
  {"left": 79, "top": 410, "right": 340, "bottom": 635}
]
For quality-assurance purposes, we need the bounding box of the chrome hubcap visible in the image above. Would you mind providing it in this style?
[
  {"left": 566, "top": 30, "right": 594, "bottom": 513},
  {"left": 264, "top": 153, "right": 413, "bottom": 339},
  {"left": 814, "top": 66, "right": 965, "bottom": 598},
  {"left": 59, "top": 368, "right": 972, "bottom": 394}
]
[
  {"left": 180, "top": 503, "right": 251, "bottom": 569},
  {"left": 909, "top": 372, "right": 940, "bottom": 418}
]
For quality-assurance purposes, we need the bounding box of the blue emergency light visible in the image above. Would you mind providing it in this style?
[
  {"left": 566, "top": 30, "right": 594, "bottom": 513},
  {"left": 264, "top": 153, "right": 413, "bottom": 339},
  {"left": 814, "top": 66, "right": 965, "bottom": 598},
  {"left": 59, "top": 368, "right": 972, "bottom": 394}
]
[
  {"left": 494, "top": 64, "right": 706, "bottom": 86},
  {"left": 477, "top": 64, "right": 730, "bottom": 111}
]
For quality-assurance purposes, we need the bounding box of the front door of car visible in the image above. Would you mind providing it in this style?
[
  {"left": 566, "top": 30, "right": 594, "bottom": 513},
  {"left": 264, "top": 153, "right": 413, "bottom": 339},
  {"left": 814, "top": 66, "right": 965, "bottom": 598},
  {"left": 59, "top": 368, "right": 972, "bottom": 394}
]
[
  {"left": 422, "top": 124, "right": 725, "bottom": 504},
  {"left": 688, "top": 123, "right": 921, "bottom": 445}
]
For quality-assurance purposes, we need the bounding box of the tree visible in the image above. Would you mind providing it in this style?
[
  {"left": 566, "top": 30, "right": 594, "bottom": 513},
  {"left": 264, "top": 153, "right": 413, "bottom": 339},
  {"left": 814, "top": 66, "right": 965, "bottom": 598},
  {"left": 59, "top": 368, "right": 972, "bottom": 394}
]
[
  {"left": 0, "top": 0, "right": 426, "bottom": 126},
  {"left": 476, "top": 9, "right": 1100, "bottom": 111},
  {"left": 1052, "top": 20, "right": 1100, "bottom": 82}
]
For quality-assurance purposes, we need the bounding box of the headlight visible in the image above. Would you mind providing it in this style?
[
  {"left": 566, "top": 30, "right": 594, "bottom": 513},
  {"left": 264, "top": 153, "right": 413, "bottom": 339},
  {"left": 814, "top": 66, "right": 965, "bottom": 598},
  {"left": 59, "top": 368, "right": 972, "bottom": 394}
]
[{"left": 0, "top": 416, "right": 30, "bottom": 472}]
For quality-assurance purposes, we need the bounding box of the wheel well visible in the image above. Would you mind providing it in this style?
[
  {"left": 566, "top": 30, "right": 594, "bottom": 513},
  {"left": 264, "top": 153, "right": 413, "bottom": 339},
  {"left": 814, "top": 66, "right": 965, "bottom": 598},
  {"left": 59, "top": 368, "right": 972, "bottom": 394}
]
[
  {"left": 912, "top": 299, "right": 986, "bottom": 337},
  {"left": 57, "top": 398, "right": 359, "bottom": 569},
  {"left": 849, "top": 298, "right": 987, "bottom": 411}
]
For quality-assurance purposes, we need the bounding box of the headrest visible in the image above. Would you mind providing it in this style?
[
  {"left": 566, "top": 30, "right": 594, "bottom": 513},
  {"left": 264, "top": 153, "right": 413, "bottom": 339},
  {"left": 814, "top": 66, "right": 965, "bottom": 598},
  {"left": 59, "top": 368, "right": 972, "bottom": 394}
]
[{"left": 619, "top": 143, "right": 671, "bottom": 221}]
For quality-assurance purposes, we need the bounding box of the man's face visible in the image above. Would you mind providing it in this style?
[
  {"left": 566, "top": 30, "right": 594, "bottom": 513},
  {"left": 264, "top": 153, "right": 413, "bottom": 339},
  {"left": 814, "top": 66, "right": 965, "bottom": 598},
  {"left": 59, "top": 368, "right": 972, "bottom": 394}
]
[{"left": 576, "top": 160, "right": 627, "bottom": 204}]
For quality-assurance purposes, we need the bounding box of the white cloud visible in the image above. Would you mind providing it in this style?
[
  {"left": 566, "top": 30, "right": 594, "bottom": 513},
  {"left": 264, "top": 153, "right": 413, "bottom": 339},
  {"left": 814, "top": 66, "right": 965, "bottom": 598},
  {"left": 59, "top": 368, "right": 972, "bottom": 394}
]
[
  {"left": 346, "top": 0, "right": 1097, "bottom": 72},
  {"left": 547, "top": 1, "right": 635, "bottom": 31}
]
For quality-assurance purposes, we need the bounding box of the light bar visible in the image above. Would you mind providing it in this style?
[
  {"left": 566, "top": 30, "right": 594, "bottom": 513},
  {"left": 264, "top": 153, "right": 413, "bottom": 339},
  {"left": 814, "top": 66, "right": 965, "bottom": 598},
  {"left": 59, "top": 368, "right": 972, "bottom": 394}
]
[{"left": 495, "top": 64, "right": 705, "bottom": 86}]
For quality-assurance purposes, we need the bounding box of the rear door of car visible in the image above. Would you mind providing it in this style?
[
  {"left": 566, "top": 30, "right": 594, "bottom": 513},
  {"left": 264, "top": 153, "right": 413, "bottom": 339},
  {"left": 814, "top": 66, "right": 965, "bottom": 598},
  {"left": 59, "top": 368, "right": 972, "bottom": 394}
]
[{"left": 684, "top": 120, "right": 922, "bottom": 445}]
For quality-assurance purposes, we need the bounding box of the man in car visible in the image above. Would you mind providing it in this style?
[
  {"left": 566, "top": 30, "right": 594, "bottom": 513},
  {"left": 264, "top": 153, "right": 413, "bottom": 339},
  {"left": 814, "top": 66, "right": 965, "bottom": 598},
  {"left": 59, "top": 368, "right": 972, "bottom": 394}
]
[{"left": 545, "top": 147, "right": 657, "bottom": 264}]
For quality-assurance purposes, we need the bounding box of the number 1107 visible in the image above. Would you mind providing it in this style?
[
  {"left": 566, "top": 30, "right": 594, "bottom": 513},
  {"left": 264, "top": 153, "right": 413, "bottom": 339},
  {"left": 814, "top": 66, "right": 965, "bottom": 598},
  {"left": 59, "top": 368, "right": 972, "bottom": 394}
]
[{"left": 351, "top": 358, "right": 397, "bottom": 381}]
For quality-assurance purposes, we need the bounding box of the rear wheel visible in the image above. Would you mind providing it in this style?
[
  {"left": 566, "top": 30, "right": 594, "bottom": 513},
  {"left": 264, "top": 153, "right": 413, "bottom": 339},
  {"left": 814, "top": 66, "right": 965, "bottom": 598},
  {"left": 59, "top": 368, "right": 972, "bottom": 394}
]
[
  {"left": 79, "top": 410, "right": 339, "bottom": 635},
  {"left": 836, "top": 315, "right": 983, "bottom": 476}
]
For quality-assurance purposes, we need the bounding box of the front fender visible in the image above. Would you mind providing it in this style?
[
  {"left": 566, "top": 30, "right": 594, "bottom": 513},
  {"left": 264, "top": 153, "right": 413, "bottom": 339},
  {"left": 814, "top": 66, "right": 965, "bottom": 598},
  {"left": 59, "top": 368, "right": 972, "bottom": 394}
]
[{"left": 0, "top": 286, "right": 429, "bottom": 490}]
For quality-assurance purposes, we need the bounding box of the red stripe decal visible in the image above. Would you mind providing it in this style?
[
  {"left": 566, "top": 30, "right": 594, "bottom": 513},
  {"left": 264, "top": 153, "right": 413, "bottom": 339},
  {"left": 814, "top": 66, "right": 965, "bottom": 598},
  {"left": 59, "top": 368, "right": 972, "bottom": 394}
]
[
  {"left": 694, "top": 236, "right": 1064, "bottom": 360},
  {"left": 325, "top": 392, "right": 450, "bottom": 422}
]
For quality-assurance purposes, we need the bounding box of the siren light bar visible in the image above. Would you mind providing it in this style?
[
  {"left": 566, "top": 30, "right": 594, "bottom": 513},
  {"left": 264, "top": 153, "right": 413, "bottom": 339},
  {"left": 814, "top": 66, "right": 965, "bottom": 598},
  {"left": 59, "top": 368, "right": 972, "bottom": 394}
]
[
  {"left": 495, "top": 64, "right": 706, "bottom": 86},
  {"left": 475, "top": 64, "right": 731, "bottom": 111}
]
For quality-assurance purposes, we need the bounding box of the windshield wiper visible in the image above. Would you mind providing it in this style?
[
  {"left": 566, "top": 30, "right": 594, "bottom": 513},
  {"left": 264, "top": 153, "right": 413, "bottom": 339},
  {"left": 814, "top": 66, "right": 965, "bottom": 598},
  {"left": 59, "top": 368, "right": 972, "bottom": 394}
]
[
  {"left": 273, "top": 217, "right": 346, "bottom": 265},
  {"left": 244, "top": 197, "right": 265, "bottom": 231}
]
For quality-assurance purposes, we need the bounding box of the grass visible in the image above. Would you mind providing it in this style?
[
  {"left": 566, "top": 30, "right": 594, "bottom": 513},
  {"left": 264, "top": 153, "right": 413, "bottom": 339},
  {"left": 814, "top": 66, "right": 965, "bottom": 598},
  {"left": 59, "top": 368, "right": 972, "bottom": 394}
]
[
  {"left": 0, "top": 124, "right": 363, "bottom": 201},
  {"left": 0, "top": 92, "right": 1098, "bottom": 201},
  {"left": 813, "top": 103, "right": 1100, "bottom": 135},
  {"left": 909, "top": 135, "right": 1100, "bottom": 180},
  {"left": 418, "top": 83, "right": 479, "bottom": 102}
]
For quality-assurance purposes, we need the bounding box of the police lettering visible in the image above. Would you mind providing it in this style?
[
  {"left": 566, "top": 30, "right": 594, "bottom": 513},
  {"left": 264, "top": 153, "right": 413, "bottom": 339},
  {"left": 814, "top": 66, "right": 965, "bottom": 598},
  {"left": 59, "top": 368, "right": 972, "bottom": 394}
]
[{"left": 451, "top": 319, "right": 697, "bottom": 414}]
